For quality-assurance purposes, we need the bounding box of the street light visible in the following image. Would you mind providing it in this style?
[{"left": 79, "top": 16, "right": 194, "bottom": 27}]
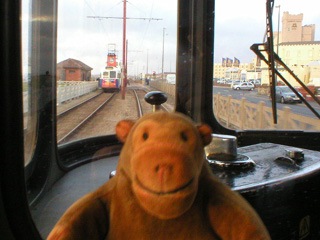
[
  {"left": 146, "top": 49, "right": 149, "bottom": 76},
  {"left": 162, "top": 27, "right": 166, "bottom": 82},
  {"left": 275, "top": 5, "right": 281, "bottom": 55},
  {"left": 275, "top": 5, "right": 281, "bottom": 85}
]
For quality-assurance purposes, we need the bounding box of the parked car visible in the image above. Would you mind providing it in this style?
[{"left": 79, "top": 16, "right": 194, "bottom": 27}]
[
  {"left": 232, "top": 82, "right": 254, "bottom": 91},
  {"left": 230, "top": 80, "right": 241, "bottom": 88},
  {"left": 217, "top": 79, "right": 226, "bottom": 84},
  {"left": 249, "top": 79, "right": 261, "bottom": 86},
  {"left": 275, "top": 86, "right": 302, "bottom": 104},
  {"left": 226, "top": 80, "right": 233, "bottom": 85}
]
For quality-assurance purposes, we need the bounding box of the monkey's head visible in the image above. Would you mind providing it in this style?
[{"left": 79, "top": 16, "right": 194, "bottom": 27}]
[{"left": 115, "top": 112, "right": 212, "bottom": 219}]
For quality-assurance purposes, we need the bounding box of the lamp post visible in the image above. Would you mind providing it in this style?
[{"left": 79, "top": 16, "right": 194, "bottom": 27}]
[
  {"left": 146, "top": 49, "right": 149, "bottom": 82},
  {"left": 275, "top": 5, "right": 281, "bottom": 55},
  {"left": 121, "top": 0, "right": 127, "bottom": 99},
  {"left": 161, "top": 27, "right": 166, "bottom": 82},
  {"left": 275, "top": 5, "right": 280, "bottom": 85},
  {"left": 146, "top": 49, "right": 149, "bottom": 75}
]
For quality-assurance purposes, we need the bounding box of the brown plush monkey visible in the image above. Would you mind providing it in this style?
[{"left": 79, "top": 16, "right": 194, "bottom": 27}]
[{"left": 47, "top": 112, "right": 270, "bottom": 240}]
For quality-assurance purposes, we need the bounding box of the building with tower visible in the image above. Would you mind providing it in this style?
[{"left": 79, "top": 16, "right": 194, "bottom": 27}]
[
  {"left": 260, "top": 11, "right": 320, "bottom": 86},
  {"left": 281, "top": 12, "right": 315, "bottom": 43}
]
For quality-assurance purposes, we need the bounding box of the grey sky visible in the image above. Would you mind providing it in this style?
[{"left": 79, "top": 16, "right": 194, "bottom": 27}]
[
  {"left": 57, "top": 0, "right": 177, "bottom": 75},
  {"left": 22, "top": 0, "right": 320, "bottom": 76}
]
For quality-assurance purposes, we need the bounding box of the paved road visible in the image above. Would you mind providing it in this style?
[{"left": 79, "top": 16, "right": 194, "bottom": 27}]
[{"left": 213, "top": 86, "right": 320, "bottom": 119}]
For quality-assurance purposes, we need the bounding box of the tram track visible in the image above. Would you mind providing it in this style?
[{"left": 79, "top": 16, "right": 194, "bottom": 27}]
[
  {"left": 57, "top": 91, "right": 103, "bottom": 118},
  {"left": 57, "top": 86, "right": 171, "bottom": 145},
  {"left": 132, "top": 89, "right": 143, "bottom": 118},
  {"left": 57, "top": 92, "right": 116, "bottom": 144},
  {"left": 57, "top": 89, "right": 141, "bottom": 144}
]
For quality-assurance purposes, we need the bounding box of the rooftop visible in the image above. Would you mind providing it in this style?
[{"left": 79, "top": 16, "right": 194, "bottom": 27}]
[
  {"left": 279, "top": 41, "right": 320, "bottom": 46},
  {"left": 307, "top": 60, "right": 320, "bottom": 66},
  {"left": 57, "top": 58, "right": 93, "bottom": 71}
]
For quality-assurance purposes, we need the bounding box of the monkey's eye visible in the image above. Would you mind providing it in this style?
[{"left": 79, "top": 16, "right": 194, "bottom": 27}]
[
  {"left": 180, "top": 132, "right": 188, "bottom": 142},
  {"left": 143, "top": 132, "right": 149, "bottom": 140}
]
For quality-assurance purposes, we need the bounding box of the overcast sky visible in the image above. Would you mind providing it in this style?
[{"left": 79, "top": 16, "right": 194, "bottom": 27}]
[
  {"left": 57, "top": 0, "right": 177, "bottom": 75},
  {"left": 22, "top": 0, "right": 320, "bottom": 76}
]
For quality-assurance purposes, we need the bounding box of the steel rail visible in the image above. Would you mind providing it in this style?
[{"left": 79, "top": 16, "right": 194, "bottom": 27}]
[
  {"left": 58, "top": 92, "right": 116, "bottom": 144},
  {"left": 132, "top": 89, "right": 143, "bottom": 118},
  {"left": 57, "top": 91, "right": 103, "bottom": 118}
]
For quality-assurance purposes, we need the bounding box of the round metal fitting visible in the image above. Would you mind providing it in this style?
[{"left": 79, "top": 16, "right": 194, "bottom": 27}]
[
  {"left": 285, "top": 148, "right": 304, "bottom": 161},
  {"left": 144, "top": 91, "right": 167, "bottom": 105},
  {"left": 109, "top": 170, "right": 116, "bottom": 179},
  {"left": 205, "top": 134, "right": 237, "bottom": 161},
  {"left": 144, "top": 91, "right": 167, "bottom": 112},
  {"left": 207, "top": 154, "right": 255, "bottom": 170},
  {"left": 205, "top": 134, "right": 255, "bottom": 170}
]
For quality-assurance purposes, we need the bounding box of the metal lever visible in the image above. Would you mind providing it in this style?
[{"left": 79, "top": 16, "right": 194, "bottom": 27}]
[
  {"left": 205, "top": 134, "right": 255, "bottom": 170},
  {"left": 144, "top": 91, "right": 167, "bottom": 112}
]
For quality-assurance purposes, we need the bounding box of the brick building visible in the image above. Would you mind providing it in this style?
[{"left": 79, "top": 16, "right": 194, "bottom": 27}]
[{"left": 57, "top": 58, "right": 93, "bottom": 81}]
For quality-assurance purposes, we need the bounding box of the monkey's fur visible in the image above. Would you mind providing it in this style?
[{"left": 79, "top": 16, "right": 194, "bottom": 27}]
[{"left": 47, "top": 112, "right": 270, "bottom": 240}]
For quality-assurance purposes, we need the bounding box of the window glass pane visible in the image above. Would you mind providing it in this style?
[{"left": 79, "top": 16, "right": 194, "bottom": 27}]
[
  {"left": 110, "top": 71, "right": 116, "bottom": 78},
  {"left": 56, "top": 0, "right": 177, "bottom": 145},
  {"left": 213, "top": 0, "right": 320, "bottom": 131},
  {"left": 22, "top": 0, "right": 37, "bottom": 166}
]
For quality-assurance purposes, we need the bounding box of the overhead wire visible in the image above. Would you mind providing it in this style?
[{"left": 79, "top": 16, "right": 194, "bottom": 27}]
[
  {"left": 83, "top": 0, "right": 159, "bottom": 75},
  {"left": 84, "top": 0, "right": 123, "bottom": 44},
  {"left": 127, "top": 0, "right": 157, "bottom": 73}
]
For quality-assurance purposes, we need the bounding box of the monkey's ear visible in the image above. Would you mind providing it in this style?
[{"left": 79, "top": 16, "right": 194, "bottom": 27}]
[
  {"left": 197, "top": 124, "right": 212, "bottom": 146},
  {"left": 116, "top": 120, "right": 135, "bottom": 143}
]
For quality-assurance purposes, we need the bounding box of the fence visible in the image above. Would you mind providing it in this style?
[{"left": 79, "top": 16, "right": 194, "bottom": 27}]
[
  {"left": 149, "top": 81, "right": 175, "bottom": 97},
  {"left": 147, "top": 81, "right": 320, "bottom": 131},
  {"left": 57, "top": 81, "right": 99, "bottom": 105},
  {"left": 213, "top": 93, "right": 320, "bottom": 131}
]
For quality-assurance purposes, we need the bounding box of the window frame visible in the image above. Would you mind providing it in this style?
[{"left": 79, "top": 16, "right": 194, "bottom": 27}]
[
  {"left": 1, "top": 0, "right": 43, "bottom": 239},
  {"left": 1, "top": 0, "right": 320, "bottom": 238}
]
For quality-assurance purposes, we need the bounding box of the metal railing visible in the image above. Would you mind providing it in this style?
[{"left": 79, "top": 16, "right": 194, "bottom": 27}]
[{"left": 57, "top": 81, "right": 99, "bottom": 105}]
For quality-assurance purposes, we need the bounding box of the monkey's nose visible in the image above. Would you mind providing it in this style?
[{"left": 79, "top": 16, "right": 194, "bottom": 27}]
[{"left": 155, "top": 164, "right": 173, "bottom": 184}]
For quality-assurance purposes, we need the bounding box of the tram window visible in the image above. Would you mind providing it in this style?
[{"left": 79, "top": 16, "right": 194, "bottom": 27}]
[
  {"left": 22, "top": 0, "right": 177, "bottom": 237},
  {"left": 110, "top": 71, "right": 116, "bottom": 78},
  {"left": 103, "top": 71, "right": 109, "bottom": 77},
  {"left": 213, "top": 0, "right": 320, "bottom": 131},
  {"left": 55, "top": 0, "right": 177, "bottom": 145}
]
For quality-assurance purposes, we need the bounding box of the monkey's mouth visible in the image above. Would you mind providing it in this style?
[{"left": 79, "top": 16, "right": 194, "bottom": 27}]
[{"left": 135, "top": 176, "right": 194, "bottom": 196}]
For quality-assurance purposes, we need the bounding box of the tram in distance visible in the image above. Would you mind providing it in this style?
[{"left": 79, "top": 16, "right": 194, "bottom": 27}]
[
  {"left": 99, "top": 66, "right": 122, "bottom": 92},
  {"left": 99, "top": 49, "right": 122, "bottom": 92},
  {"left": 2, "top": 0, "right": 320, "bottom": 239}
]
